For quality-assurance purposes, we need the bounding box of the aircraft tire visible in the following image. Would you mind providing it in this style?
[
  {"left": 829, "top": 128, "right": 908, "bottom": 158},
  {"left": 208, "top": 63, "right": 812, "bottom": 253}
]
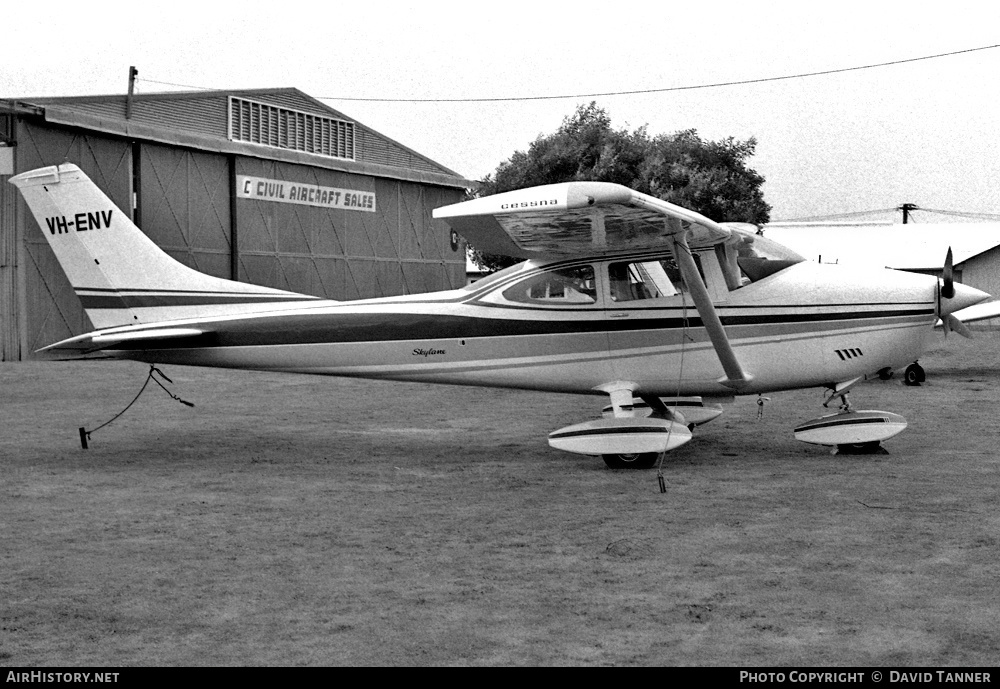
[
  {"left": 835, "top": 441, "right": 887, "bottom": 455},
  {"left": 903, "top": 362, "right": 925, "bottom": 386},
  {"left": 602, "top": 452, "right": 659, "bottom": 469}
]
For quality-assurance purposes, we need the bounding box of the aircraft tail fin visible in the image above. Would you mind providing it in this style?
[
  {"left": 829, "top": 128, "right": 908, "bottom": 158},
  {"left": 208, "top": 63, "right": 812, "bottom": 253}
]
[{"left": 10, "top": 163, "right": 320, "bottom": 329}]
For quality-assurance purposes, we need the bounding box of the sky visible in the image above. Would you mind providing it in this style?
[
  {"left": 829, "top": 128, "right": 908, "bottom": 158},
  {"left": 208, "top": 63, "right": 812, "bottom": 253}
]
[{"left": 2, "top": 1, "right": 998, "bottom": 223}]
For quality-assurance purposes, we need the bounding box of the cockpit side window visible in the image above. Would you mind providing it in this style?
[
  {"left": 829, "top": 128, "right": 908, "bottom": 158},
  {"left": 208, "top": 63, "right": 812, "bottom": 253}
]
[
  {"left": 502, "top": 264, "right": 597, "bottom": 306},
  {"left": 608, "top": 260, "right": 684, "bottom": 302}
]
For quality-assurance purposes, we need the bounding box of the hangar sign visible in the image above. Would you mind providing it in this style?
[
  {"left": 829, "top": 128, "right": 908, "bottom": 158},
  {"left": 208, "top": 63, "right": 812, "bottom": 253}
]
[{"left": 236, "top": 175, "right": 376, "bottom": 212}]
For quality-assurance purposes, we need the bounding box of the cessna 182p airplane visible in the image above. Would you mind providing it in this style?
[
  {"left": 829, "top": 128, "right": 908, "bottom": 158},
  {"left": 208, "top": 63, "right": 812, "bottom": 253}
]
[{"left": 10, "top": 163, "right": 994, "bottom": 467}]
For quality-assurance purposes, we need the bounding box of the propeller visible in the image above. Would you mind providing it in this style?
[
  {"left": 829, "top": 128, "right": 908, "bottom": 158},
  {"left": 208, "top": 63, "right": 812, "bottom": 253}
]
[{"left": 936, "top": 246, "right": 972, "bottom": 338}]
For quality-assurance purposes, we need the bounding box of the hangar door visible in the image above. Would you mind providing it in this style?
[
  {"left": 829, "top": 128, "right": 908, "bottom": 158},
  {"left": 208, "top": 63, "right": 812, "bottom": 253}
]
[
  {"left": 15, "top": 121, "right": 132, "bottom": 356},
  {"left": 138, "top": 143, "right": 232, "bottom": 280},
  {"left": 235, "top": 157, "right": 465, "bottom": 300}
]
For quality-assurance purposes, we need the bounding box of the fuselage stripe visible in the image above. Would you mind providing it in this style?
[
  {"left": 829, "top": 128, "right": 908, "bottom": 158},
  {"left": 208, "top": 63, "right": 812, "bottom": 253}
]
[
  {"left": 78, "top": 293, "right": 319, "bottom": 308},
  {"left": 100, "top": 308, "right": 934, "bottom": 350}
]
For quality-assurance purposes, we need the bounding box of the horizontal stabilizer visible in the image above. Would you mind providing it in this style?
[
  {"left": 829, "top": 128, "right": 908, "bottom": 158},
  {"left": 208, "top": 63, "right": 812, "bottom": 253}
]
[
  {"left": 90, "top": 327, "right": 205, "bottom": 345},
  {"left": 37, "top": 326, "right": 209, "bottom": 359}
]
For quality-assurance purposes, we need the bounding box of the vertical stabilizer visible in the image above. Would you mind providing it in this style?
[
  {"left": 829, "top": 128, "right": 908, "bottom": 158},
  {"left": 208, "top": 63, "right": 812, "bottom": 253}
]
[{"left": 10, "top": 163, "right": 319, "bottom": 329}]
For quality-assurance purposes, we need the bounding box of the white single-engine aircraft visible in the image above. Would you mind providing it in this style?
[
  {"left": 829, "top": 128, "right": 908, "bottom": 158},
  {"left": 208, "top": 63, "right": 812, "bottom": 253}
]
[{"left": 10, "top": 163, "right": 992, "bottom": 467}]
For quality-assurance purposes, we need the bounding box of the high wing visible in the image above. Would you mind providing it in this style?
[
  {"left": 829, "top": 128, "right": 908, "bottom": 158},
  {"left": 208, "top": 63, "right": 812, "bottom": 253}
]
[
  {"left": 435, "top": 182, "right": 752, "bottom": 389},
  {"left": 433, "top": 182, "right": 734, "bottom": 259}
]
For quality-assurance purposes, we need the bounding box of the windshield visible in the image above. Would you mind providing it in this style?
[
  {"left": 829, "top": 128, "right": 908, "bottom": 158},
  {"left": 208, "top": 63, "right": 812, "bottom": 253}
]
[
  {"left": 733, "top": 229, "right": 806, "bottom": 283},
  {"left": 739, "top": 232, "right": 806, "bottom": 263}
]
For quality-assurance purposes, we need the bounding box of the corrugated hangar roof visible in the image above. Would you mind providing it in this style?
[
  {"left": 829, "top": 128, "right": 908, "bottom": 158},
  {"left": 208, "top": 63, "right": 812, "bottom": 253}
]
[
  {"left": 762, "top": 222, "right": 1000, "bottom": 270},
  {"left": 3, "top": 87, "right": 473, "bottom": 189}
]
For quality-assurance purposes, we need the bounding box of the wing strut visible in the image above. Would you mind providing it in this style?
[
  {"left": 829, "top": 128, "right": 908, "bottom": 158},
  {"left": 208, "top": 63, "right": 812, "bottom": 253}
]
[{"left": 670, "top": 226, "right": 753, "bottom": 390}]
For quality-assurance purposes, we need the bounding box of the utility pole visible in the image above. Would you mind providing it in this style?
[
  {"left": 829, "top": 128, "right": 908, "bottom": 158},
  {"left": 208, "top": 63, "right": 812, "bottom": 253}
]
[
  {"left": 126, "top": 66, "right": 138, "bottom": 120},
  {"left": 898, "top": 203, "right": 918, "bottom": 224}
]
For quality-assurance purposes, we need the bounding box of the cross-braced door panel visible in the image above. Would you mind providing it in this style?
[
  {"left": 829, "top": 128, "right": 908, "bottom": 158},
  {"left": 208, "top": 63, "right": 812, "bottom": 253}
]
[{"left": 16, "top": 122, "right": 132, "bottom": 353}]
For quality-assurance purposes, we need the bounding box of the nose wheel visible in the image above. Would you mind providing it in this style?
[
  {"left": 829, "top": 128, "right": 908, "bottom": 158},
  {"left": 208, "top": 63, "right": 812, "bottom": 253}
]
[{"left": 903, "top": 362, "right": 925, "bottom": 386}]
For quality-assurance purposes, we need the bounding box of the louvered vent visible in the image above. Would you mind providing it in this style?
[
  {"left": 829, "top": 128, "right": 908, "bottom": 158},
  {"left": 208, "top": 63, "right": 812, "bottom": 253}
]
[{"left": 228, "top": 96, "right": 355, "bottom": 160}]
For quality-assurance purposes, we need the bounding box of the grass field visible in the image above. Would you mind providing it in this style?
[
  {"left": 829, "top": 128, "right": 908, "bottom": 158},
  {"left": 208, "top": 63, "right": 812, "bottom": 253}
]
[{"left": 2, "top": 332, "right": 999, "bottom": 666}]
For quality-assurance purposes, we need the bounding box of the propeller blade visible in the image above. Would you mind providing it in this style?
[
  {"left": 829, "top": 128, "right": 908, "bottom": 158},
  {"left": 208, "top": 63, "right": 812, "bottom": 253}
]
[
  {"left": 942, "top": 247, "right": 955, "bottom": 299},
  {"left": 945, "top": 313, "right": 973, "bottom": 339},
  {"left": 935, "top": 279, "right": 942, "bottom": 320}
]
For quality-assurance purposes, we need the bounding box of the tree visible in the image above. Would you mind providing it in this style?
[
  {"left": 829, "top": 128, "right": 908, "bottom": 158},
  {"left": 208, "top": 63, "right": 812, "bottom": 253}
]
[{"left": 469, "top": 102, "right": 771, "bottom": 272}]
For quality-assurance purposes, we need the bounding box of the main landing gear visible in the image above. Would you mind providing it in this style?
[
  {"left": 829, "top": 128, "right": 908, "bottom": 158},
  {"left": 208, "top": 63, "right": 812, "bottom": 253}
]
[
  {"left": 602, "top": 452, "right": 660, "bottom": 469},
  {"left": 877, "top": 361, "right": 926, "bottom": 386}
]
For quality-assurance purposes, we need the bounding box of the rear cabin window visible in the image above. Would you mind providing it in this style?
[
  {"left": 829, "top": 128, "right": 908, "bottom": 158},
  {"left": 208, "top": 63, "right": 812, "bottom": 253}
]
[
  {"left": 502, "top": 265, "right": 596, "bottom": 305},
  {"left": 461, "top": 261, "right": 527, "bottom": 291}
]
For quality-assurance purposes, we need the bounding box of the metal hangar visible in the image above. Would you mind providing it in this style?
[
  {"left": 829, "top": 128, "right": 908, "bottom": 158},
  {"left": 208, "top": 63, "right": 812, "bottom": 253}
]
[{"left": 0, "top": 87, "right": 473, "bottom": 360}]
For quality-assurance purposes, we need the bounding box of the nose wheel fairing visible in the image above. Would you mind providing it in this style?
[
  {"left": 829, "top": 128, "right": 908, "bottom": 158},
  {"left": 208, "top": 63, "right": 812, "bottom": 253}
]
[{"left": 794, "top": 405, "right": 907, "bottom": 453}]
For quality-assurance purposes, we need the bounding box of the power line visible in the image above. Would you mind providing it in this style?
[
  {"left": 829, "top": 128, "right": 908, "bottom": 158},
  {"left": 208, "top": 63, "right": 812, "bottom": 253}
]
[
  {"left": 137, "top": 43, "right": 1000, "bottom": 104},
  {"left": 779, "top": 208, "right": 900, "bottom": 222},
  {"left": 916, "top": 208, "right": 1000, "bottom": 221},
  {"left": 318, "top": 44, "right": 1000, "bottom": 103},
  {"left": 138, "top": 78, "right": 218, "bottom": 91},
  {"left": 777, "top": 206, "right": 1000, "bottom": 224}
]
